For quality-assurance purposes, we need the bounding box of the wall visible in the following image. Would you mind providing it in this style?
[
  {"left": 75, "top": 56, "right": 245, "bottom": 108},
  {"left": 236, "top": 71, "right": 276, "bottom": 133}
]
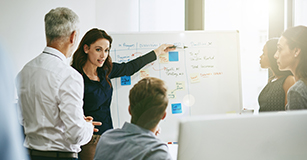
[
  {"left": 95, "top": 0, "right": 185, "bottom": 32},
  {"left": 0, "top": 0, "right": 96, "bottom": 78}
]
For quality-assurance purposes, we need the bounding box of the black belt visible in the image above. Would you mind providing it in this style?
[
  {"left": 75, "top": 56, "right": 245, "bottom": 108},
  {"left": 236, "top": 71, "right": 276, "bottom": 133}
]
[{"left": 28, "top": 149, "right": 78, "bottom": 158}]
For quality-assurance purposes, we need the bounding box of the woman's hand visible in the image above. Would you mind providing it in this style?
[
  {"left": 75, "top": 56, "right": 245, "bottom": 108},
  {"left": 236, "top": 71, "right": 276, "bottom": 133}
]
[{"left": 154, "top": 44, "right": 176, "bottom": 56}]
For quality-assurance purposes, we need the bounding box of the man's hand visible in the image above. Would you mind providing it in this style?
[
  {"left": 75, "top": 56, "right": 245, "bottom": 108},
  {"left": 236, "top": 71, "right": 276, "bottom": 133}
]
[{"left": 84, "top": 116, "right": 102, "bottom": 132}]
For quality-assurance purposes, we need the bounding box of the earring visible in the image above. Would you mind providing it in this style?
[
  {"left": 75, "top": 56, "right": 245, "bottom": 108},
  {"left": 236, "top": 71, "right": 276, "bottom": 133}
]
[{"left": 294, "top": 52, "right": 298, "bottom": 57}]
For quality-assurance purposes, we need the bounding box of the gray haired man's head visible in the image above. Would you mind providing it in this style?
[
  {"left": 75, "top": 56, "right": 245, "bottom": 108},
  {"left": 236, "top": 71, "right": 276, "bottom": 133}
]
[{"left": 44, "top": 7, "right": 79, "bottom": 44}]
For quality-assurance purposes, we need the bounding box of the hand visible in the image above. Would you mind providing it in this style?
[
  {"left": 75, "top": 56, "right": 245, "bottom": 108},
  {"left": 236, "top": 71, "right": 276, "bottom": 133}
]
[
  {"left": 92, "top": 121, "right": 102, "bottom": 132},
  {"left": 84, "top": 116, "right": 93, "bottom": 122},
  {"left": 84, "top": 116, "right": 102, "bottom": 132},
  {"left": 153, "top": 44, "right": 176, "bottom": 56}
]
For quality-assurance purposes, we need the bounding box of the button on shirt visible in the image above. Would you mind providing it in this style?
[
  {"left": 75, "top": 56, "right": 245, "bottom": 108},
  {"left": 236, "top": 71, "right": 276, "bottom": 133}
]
[
  {"left": 94, "top": 122, "right": 173, "bottom": 160},
  {"left": 82, "top": 51, "right": 157, "bottom": 135},
  {"left": 16, "top": 47, "right": 93, "bottom": 153}
]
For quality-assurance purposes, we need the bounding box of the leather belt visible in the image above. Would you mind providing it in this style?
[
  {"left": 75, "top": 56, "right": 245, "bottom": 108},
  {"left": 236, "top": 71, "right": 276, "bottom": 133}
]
[{"left": 28, "top": 149, "right": 78, "bottom": 158}]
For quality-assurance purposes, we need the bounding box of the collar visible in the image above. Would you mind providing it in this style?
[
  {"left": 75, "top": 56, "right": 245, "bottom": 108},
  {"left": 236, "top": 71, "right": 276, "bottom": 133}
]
[
  {"left": 122, "top": 122, "right": 155, "bottom": 137},
  {"left": 43, "top": 46, "right": 67, "bottom": 61}
]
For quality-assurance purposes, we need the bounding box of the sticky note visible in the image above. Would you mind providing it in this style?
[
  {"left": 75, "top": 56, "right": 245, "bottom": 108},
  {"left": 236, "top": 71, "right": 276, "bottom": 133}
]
[
  {"left": 190, "top": 73, "right": 200, "bottom": 83},
  {"left": 121, "top": 76, "right": 131, "bottom": 85},
  {"left": 176, "top": 81, "right": 185, "bottom": 91},
  {"left": 159, "top": 53, "right": 169, "bottom": 63},
  {"left": 167, "top": 90, "right": 176, "bottom": 99},
  {"left": 140, "top": 69, "right": 149, "bottom": 79},
  {"left": 171, "top": 103, "right": 182, "bottom": 114},
  {"left": 169, "top": 51, "right": 179, "bottom": 61}
]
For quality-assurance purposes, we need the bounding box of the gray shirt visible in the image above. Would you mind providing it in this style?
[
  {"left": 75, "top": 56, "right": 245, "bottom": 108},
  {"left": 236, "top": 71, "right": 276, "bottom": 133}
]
[
  {"left": 94, "top": 122, "right": 173, "bottom": 160},
  {"left": 286, "top": 80, "right": 307, "bottom": 110}
]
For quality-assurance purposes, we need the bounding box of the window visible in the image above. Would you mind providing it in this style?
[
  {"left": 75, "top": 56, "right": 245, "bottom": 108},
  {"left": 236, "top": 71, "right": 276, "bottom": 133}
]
[{"left": 205, "top": 0, "right": 269, "bottom": 112}]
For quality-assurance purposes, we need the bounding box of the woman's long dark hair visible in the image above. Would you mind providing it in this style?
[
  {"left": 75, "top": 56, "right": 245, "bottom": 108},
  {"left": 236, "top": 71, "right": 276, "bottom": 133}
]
[
  {"left": 266, "top": 38, "right": 292, "bottom": 78},
  {"left": 71, "top": 28, "right": 113, "bottom": 87}
]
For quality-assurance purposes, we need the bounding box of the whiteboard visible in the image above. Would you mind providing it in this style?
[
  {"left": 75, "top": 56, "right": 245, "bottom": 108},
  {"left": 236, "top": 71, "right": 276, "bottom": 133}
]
[{"left": 109, "top": 31, "right": 242, "bottom": 142}]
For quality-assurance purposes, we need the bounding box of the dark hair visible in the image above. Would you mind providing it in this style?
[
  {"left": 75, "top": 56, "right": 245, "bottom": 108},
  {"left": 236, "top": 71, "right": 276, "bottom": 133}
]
[
  {"left": 71, "top": 28, "right": 113, "bottom": 86},
  {"left": 129, "top": 77, "right": 168, "bottom": 130},
  {"left": 282, "top": 25, "right": 307, "bottom": 80},
  {"left": 266, "top": 38, "right": 292, "bottom": 77}
]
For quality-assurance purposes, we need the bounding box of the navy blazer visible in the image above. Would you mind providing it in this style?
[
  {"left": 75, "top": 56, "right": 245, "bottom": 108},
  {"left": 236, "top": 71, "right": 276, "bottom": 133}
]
[{"left": 82, "top": 51, "right": 156, "bottom": 135}]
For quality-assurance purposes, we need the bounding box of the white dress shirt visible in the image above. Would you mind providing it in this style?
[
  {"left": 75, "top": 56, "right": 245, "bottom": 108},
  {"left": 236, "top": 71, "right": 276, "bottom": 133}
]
[{"left": 16, "top": 47, "right": 93, "bottom": 153}]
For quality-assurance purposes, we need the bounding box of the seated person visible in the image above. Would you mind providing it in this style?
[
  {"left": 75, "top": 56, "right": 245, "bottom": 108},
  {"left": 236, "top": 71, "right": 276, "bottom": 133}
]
[
  {"left": 274, "top": 25, "right": 307, "bottom": 109},
  {"left": 94, "top": 77, "right": 172, "bottom": 160},
  {"left": 258, "top": 38, "right": 295, "bottom": 112}
]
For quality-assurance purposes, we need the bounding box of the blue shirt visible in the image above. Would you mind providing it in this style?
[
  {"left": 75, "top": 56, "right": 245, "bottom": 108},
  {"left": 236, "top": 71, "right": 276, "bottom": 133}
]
[
  {"left": 94, "top": 122, "right": 172, "bottom": 160},
  {"left": 82, "top": 51, "right": 157, "bottom": 135}
]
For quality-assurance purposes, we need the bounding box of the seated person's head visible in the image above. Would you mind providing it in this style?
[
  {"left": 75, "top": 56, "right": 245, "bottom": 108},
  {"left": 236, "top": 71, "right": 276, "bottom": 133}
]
[{"left": 129, "top": 77, "right": 168, "bottom": 130}]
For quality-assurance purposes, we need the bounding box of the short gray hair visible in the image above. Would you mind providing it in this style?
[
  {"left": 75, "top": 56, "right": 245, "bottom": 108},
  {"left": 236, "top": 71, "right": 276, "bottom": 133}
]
[{"left": 44, "top": 7, "right": 79, "bottom": 43}]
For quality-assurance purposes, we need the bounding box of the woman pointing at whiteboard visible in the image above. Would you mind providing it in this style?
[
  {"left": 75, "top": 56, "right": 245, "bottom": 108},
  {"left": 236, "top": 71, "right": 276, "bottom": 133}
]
[{"left": 71, "top": 28, "right": 175, "bottom": 160}]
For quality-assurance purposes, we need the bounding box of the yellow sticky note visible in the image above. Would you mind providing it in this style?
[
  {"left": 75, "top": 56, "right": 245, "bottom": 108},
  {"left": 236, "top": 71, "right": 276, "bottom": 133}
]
[
  {"left": 190, "top": 73, "right": 200, "bottom": 83},
  {"left": 140, "top": 69, "right": 149, "bottom": 79},
  {"left": 167, "top": 90, "right": 176, "bottom": 99},
  {"left": 176, "top": 81, "right": 185, "bottom": 91},
  {"left": 159, "top": 53, "right": 169, "bottom": 63}
]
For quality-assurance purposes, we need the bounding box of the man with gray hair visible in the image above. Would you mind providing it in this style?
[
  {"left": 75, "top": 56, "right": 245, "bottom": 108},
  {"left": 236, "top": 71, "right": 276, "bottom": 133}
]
[{"left": 16, "top": 7, "right": 100, "bottom": 160}]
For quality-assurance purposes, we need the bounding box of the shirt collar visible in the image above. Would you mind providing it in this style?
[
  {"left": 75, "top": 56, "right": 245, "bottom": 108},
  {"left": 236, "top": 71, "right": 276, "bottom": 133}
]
[
  {"left": 43, "top": 46, "right": 67, "bottom": 61},
  {"left": 122, "top": 122, "right": 155, "bottom": 137}
]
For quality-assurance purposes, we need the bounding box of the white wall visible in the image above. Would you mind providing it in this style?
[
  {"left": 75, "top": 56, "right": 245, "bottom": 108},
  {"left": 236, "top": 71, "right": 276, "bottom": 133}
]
[
  {"left": 95, "top": 0, "right": 140, "bottom": 32},
  {"left": 0, "top": 0, "right": 96, "bottom": 78},
  {"left": 95, "top": 0, "right": 185, "bottom": 32},
  {"left": 138, "top": 0, "right": 185, "bottom": 32}
]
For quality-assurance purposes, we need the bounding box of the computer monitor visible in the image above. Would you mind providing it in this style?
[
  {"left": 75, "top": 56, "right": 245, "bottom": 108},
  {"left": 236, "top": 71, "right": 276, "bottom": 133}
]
[{"left": 177, "top": 111, "right": 307, "bottom": 160}]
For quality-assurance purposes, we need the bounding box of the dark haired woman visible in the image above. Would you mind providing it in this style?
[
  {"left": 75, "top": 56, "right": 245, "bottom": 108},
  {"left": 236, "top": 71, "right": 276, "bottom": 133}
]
[
  {"left": 258, "top": 38, "right": 295, "bottom": 112},
  {"left": 71, "top": 28, "right": 174, "bottom": 160},
  {"left": 274, "top": 25, "right": 307, "bottom": 110}
]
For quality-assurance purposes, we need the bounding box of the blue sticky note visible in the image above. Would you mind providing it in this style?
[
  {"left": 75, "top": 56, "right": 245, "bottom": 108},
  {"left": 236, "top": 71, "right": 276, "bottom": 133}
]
[
  {"left": 169, "top": 51, "right": 179, "bottom": 61},
  {"left": 121, "top": 76, "right": 131, "bottom": 85},
  {"left": 171, "top": 103, "right": 182, "bottom": 114}
]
